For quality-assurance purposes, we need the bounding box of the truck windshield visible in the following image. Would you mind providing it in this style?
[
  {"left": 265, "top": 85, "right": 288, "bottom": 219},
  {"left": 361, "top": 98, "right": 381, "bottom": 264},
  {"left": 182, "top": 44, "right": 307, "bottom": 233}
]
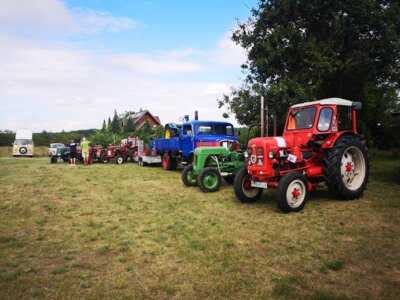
[
  {"left": 194, "top": 124, "right": 234, "bottom": 135},
  {"left": 14, "top": 139, "right": 33, "bottom": 145},
  {"left": 287, "top": 107, "right": 316, "bottom": 130}
]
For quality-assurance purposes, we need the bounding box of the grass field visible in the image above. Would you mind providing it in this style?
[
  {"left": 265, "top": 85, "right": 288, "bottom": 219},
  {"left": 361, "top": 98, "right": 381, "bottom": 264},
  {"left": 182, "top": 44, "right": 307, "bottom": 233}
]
[{"left": 0, "top": 151, "right": 399, "bottom": 299}]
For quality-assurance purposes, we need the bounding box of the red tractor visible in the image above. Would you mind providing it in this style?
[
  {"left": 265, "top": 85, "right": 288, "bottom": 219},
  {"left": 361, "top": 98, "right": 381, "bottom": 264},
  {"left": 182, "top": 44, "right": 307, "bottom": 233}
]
[{"left": 234, "top": 98, "right": 369, "bottom": 213}]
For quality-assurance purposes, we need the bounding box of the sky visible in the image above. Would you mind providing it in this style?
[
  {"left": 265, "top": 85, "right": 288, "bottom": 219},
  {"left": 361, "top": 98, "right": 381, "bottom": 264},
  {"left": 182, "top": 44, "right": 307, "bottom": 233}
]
[{"left": 0, "top": 0, "right": 258, "bottom": 132}]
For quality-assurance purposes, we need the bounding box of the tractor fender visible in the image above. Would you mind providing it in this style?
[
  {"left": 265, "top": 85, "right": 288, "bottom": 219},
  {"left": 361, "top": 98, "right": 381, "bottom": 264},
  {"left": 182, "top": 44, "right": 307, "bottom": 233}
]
[{"left": 321, "top": 131, "right": 357, "bottom": 149}]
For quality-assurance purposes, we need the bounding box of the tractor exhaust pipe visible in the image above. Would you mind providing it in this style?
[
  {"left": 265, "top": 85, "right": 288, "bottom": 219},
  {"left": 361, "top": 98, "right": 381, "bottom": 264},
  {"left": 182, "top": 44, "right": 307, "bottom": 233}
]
[
  {"left": 261, "top": 96, "right": 265, "bottom": 137},
  {"left": 195, "top": 111, "right": 198, "bottom": 120}
]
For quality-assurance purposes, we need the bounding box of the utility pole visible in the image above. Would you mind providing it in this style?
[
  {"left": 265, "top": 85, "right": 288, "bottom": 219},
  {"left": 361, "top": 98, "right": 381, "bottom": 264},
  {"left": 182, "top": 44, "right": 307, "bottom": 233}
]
[{"left": 261, "top": 96, "right": 268, "bottom": 137}]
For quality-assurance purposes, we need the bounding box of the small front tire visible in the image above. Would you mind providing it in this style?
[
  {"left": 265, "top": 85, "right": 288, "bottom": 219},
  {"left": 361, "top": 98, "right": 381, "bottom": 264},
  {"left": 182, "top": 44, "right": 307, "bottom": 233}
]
[
  {"left": 197, "top": 167, "right": 221, "bottom": 193},
  {"left": 116, "top": 155, "right": 124, "bottom": 165},
  {"left": 182, "top": 164, "right": 197, "bottom": 187},
  {"left": 276, "top": 173, "right": 309, "bottom": 213},
  {"left": 233, "top": 167, "right": 263, "bottom": 203}
]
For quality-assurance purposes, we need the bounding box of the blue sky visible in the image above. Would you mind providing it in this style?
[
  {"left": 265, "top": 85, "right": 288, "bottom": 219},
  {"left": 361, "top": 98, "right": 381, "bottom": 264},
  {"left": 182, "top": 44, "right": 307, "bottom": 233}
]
[{"left": 0, "top": 0, "right": 258, "bottom": 132}]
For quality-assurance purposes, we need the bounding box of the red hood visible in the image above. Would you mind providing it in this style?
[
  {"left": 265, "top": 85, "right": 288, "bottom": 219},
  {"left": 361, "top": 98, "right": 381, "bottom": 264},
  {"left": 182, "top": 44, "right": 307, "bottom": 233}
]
[{"left": 248, "top": 136, "right": 291, "bottom": 150}]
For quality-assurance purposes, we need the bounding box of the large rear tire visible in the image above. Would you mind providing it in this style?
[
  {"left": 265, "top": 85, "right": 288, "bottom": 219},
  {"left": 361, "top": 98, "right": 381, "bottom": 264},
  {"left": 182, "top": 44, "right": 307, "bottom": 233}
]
[
  {"left": 276, "top": 173, "right": 309, "bottom": 213},
  {"left": 197, "top": 167, "right": 221, "bottom": 193},
  {"left": 233, "top": 167, "right": 263, "bottom": 203},
  {"left": 182, "top": 164, "right": 197, "bottom": 186},
  {"left": 323, "top": 135, "right": 369, "bottom": 200}
]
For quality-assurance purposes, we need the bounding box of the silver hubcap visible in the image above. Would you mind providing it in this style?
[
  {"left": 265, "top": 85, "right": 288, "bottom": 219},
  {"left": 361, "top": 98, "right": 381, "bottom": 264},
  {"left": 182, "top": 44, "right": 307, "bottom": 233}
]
[
  {"left": 286, "top": 179, "right": 306, "bottom": 208},
  {"left": 341, "top": 146, "right": 366, "bottom": 190}
]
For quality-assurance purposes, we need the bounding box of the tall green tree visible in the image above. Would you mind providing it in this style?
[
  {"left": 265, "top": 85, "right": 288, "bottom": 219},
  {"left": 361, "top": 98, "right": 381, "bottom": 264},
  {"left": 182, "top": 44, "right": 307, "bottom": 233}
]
[
  {"left": 124, "top": 117, "right": 136, "bottom": 134},
  {"left": 107, "top": 117, "right": 111, "bottom": 132},
  {"left": 218, "top": 0, "right": 400, "bottom": 140},
  {"left": 111, "top": 110, "right": 120, "bottom": 134},
  {"left": 101, "top": 119, "right": 106, "bottom": 132}
]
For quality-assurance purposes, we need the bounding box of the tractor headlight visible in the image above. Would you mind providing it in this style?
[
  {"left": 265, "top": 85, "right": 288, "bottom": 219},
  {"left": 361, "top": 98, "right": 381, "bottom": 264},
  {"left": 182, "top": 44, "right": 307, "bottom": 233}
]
[
  {"left": 268, "top": 151, "right": 276, "bottom": 159},
  {"left": 244, "top": 150, "right": 249, "bottom": 158}
]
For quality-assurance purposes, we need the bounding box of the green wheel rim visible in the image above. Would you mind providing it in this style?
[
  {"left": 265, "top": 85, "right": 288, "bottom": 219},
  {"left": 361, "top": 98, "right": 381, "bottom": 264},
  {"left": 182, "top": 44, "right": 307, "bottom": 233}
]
[{"left": 203, "top": 172, "right": 219, "bottom": 189}]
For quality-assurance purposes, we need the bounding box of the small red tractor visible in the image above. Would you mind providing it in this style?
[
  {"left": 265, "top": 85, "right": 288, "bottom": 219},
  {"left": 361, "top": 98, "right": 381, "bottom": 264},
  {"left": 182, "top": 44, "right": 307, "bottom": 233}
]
[
  {"left": 234, "top": 98, "right": 369, "bottom": 213},
  {"left": 97, "top": 137, "right": 140, "bottom": 164}
]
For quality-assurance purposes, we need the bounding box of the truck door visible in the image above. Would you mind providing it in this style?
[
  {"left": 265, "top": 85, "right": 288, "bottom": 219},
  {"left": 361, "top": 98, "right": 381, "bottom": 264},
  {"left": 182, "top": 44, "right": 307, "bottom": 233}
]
[{"left": 181, "top": 124, "right": 194, "bottom": 157}]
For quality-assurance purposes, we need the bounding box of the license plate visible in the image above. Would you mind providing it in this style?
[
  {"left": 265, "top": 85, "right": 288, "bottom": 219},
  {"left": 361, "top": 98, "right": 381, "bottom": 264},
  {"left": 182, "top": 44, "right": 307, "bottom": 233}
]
[{"left": 251, "top": 181, "right": 268, "bottom": 189}]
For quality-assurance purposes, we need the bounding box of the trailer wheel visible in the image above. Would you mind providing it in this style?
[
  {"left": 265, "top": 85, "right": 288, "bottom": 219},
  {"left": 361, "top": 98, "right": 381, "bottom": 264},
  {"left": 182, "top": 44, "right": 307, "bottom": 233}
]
[
  {"left": 116, "top": 155, "right": 124, "bottom": 165},
  {"left": 234, "top": 167, "right": 262, "bottom": 203},
  {"left": 182, "top": 164, "right": 197, "bottom": 186},
  {"left": 323, "top": 135, "right": 369, "bottom": 200},
  {"left": 276, "top": 173, "right": 309, "bottom": 213},
  {"left": 197, "top": 167, "right": 221, "bottom": 193},
  {"left": 162, "top": 153, "right": 174, "bottom": 171}
]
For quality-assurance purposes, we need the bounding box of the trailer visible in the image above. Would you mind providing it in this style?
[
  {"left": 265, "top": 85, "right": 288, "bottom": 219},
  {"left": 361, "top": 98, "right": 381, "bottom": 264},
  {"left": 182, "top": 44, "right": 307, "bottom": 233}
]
[{"left": 136, "top": 140, "right": 162, "bottom": 166}]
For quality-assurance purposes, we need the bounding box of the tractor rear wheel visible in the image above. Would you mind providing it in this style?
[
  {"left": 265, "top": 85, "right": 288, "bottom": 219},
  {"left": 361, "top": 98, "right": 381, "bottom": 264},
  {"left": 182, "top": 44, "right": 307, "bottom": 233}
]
[
  {"left": 116, "top": 155, "right": 124, "bottom": 165},
  {"left": 197, "top": 167, "right": 221, "bottom": 193},
  {"left": 323, "top": 135, "right": 369, "bottom": 200},
  {"left": 276, "top": 173, "right": 309, "bottom": 213},
  {"left": 233, "top": 167, "right": 262, "bottom": 203},
  {"left": 182, "top": 164, "right": 197, "bottom": 186}
]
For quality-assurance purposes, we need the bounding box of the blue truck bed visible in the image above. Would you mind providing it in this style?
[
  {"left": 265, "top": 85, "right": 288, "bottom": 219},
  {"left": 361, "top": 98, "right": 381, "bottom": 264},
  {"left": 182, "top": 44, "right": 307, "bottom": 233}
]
[{"left": 154, "top": 138, "right": 181, "bottom": 152}]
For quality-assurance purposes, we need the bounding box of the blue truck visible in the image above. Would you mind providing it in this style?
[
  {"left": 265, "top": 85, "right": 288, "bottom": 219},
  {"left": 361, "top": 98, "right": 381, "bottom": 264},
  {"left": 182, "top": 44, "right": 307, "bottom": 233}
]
[{"left": 154, "top": 117, "right": 240, "bottom": 170}]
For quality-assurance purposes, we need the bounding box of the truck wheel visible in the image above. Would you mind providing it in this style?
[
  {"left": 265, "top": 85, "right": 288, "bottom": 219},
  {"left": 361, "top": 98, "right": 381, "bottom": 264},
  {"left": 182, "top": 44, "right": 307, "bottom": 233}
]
[
  {"left": 197, "top": 167, "right": 221, "bottom": 193},
  {"left": 116, "top": 155, "right": 124, "bottom": 164},
  {"left": 182, "top": 164, "right": 197, "bottom": 187},
  {"left": 50, "top": 156, "right": 57, "bottom": 164},
  {"left": 276, "top": 173, "right": 309, "bottom": 213},
  {"left": 162, "top": 153, "right": 174, "bottom": 171},
  {"left": 223, "top": 175, "right": 235, "bottom": 185},
  {"left": 323, "top": 135, "right": 369, "bottom": 200},
  {"left": 234, "top": 167, "right": 262, "bottom": 203}
]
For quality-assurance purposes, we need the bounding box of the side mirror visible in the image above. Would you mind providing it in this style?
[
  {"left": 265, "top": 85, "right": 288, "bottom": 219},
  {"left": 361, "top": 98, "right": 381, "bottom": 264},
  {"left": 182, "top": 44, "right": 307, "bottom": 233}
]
[{"left": 352, "top": 101, "right": 362, "bottom": 111}]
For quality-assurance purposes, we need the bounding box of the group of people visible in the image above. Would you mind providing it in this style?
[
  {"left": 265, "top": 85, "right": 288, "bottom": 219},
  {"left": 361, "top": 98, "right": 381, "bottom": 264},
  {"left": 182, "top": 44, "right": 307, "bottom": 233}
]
[{"left": 68, "top": 137, "right": 91, "bottom": 166}]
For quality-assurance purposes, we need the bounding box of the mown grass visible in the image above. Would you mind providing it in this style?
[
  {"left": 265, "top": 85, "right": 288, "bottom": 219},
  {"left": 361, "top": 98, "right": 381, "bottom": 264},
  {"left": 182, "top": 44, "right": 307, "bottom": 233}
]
[{"left": 0, "top": 151, "right": 399, "bottom": 299}]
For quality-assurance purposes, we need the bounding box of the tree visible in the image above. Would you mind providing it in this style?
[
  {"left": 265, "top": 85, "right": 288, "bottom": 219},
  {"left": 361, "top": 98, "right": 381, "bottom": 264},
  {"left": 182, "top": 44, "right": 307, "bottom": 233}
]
[
  {"left": 101, "top": 119, "right": 106, "bottom": 132},
  {"left": 107, "top": 117, "right": 111, "bottom": 132},
  {"left": 111, "top": 110, "right": 120, "bottom": 134},
  {"left": 218, "top": 0, "right": 400, "bottom": 140},
  {"left": 124, "top": 117, "right": 136, "bottom": 134}
]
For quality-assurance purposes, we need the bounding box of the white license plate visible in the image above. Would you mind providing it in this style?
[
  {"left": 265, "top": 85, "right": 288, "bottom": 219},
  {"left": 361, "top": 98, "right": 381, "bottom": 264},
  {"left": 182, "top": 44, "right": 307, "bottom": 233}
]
[{"left": 251, "top": 181, "right": 268, "bottom": 189}]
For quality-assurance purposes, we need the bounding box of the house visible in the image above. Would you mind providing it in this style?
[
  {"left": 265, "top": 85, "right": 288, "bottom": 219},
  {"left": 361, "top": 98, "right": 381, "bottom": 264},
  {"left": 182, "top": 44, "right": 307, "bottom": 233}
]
[{"left": 120, "top": 109, "right": 162, "bottom": 130}]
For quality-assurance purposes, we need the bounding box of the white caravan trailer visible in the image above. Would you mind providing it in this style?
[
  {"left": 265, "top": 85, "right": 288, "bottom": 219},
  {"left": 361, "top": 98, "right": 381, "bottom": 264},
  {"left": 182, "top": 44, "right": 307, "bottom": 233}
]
[{"left": 13, "top": 129, "right": 34, "bottom": 157}]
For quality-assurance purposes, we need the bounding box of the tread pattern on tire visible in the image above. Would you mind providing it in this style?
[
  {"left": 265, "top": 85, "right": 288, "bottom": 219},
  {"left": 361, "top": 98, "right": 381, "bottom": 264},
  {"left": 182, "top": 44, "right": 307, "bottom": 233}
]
[
  {"left": 182, "top": 164, "right": 197, "bottom": 187},
  {"left": 322, "top": 135, "right": 370, "bottom": 200},
  {"left": 197, "top": 167, "right": 221, "bottom": 193},
  {"left": 276, "top": 172, "right": 309, "bottom": 213}
]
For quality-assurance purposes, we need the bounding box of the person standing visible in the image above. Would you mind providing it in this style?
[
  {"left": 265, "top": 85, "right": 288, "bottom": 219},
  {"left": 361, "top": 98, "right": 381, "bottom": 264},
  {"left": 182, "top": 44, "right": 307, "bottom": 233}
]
[
  {"left": 69, "top": 139, "right": 78, "bottom": 166},
  {"left": 80, "top": 137, "right": 91, "bottom": 166}
]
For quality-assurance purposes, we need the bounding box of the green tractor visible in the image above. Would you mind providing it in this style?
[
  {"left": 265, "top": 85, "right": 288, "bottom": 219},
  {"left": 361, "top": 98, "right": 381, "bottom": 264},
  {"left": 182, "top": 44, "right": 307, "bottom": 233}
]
[{"left": 181, "top": 143, "right": 245, "bottom": 192}]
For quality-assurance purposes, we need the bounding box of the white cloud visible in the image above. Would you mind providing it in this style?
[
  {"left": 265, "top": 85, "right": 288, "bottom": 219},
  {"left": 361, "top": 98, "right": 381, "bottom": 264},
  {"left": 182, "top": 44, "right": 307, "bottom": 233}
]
[
  {"left": 211, "top": 30, "right": 247, "bottom": 67},
  {"left": 0, "top": 0, "right": 141, "bottom": 36}
]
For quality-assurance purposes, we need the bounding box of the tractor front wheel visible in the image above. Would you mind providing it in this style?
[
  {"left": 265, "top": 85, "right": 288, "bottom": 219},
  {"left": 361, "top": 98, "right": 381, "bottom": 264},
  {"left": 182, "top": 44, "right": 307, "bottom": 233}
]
[
  {"left": 116, "top": 155, "right": 124, "bottom": 165},
  {"left": 182, "top": 164, "right": 197, "bottom": 187},
  {"left": 276, "top": 173, "right": 309, "bottom": 213},
  {"left": 233, "top": 167, "right": 262, "bottom": 203},
  {"left": 323, "top": 135, "right": 369, "bottom": 200},
  {"left": 197, "top": 167, "right": 221, "bottom": 193}
]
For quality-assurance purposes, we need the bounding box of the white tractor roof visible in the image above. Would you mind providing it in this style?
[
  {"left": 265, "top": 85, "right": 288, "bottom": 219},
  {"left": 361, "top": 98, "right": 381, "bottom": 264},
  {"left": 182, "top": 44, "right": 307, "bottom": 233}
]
[{"left": 290, "top": 98, "right": 353, "bottom": 108}]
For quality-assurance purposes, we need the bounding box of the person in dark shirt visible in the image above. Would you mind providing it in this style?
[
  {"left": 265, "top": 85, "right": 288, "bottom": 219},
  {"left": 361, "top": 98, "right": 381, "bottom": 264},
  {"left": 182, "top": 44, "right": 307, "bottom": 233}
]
[{"left": 69, "top": 139, "right": 78, "bottom": 166}]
